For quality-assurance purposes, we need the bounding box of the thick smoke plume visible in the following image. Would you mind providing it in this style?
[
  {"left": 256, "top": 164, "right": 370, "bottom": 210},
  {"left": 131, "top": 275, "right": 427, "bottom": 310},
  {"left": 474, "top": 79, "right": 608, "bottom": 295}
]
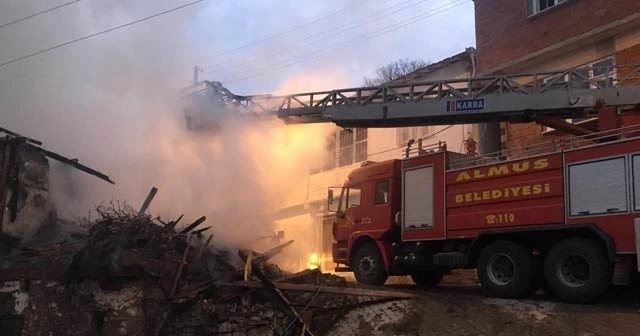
[{"left": 0, "top": 1, "right": 339, "bottom": 254}]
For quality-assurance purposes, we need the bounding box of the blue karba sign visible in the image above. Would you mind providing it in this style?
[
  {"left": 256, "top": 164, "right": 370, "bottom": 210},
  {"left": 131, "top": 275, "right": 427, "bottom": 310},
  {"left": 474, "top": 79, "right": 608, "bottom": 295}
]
[{"left": 446, "top": 98, "right": 485, "bottom": 112}]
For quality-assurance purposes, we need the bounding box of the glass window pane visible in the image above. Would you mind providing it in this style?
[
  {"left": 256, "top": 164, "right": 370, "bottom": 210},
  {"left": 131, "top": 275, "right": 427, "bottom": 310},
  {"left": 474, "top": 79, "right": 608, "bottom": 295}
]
[
  {"left": 375, "top": 181, "right": 389, "bottom": 205},
  {"left": 339, "top": 147, "right": 353, "bottom": 167},
  {"left": 323, "top": 134, "right": 336, "bottom": 171},
  {"left": 633, "top": 155, "right": 640, "bottom": 211},
  {"left": 569, "top": 157, "right": 627, "bottom": 216},
  {"left": 355, "top": 142, "right": 367, "bottom": 162},
  {"left": 339, "top": 129, "right": 353, "bottom": 147},
  {"left": 593, "top": 58, "right": 614, "bottom": 77},
  {"left": 348, "top": 185, "right": 361, "bottom": 207}
]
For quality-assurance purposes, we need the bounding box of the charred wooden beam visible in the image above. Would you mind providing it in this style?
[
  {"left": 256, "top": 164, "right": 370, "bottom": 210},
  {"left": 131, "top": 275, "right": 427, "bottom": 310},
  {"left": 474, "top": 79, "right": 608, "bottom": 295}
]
[
  {"left": 26, "top": 143, "right": 114, "bottom": 184},
  {"left": 138, "top": 187, "right": 158, "bottom": 215},
  {"left": 238, "top": 249, "right": 309, "bottom": 335},
  {"left": 215, "top": 281, "right": 417, "bottom": 298},
  {"left": 179, "top": 216, "right": 207, "bottom": 234},
  {"left": 248, "top": 240, "right": 295, "bottom": 265},
  {"left": 167, "top": 214, "right": 184, "bottom": 230},
  {"left": 0, "top": 126, "right": 42, "bottom": 145},
  {"left": 275, "top": 268, "right": 321, "bottom": 283}
]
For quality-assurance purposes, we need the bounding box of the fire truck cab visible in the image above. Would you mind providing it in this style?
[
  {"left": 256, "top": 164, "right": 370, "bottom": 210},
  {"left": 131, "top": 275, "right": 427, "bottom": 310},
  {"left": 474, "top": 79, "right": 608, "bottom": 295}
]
[{"left": 330, "top": 127, "right": 640, "bottom": 303}]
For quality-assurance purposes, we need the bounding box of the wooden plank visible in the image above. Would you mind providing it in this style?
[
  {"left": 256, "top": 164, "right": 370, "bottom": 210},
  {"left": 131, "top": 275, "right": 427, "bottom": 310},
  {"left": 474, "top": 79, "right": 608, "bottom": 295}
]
[
  {"left": 215, "top": 281, "right": 416, "bottom": 299},
  {"left": 249, "top": 240, "right": 294, "bottom": 264},
  {"left": 179, "top": 216, "right": 206, "bottom": 234},
  {"left": 275, "top": 268, "right": 321, "bottom": 283},
  {"left": 138, "top": 187, "right": 158, "bottom": 215}
]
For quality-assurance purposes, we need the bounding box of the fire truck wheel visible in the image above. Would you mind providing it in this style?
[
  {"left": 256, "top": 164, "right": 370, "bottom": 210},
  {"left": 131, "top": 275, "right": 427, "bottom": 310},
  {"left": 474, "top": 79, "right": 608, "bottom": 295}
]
[
  {"left": 477, "top": 240, "right": 534, "bottom": 299},
  {"left": 351, "top": 243, "right": 388, "bottom": 286},
  {"left": 543, "top": 238, "right": 611, "bottom": 303},
  {"left": 411, "top": 271, "right": 443, "bottom": 288}
]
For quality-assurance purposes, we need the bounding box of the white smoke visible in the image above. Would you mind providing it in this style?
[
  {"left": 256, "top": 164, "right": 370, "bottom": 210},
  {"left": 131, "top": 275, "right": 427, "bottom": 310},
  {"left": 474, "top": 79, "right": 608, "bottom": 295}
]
[{"left": 0, "top": 1, "right": 336, "bottom": 249}]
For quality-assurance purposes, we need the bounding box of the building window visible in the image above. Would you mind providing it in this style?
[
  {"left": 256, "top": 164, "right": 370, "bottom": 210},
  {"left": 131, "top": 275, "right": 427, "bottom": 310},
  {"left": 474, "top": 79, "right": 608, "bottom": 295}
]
[
  {"left": 375, "top": 180, "right": 389, "bottom": 205},
  {"left": 568, "top": 157, "right": 627, "bottom": 216},
  {"left": 355, "top": 128, "right": 368, "bottom": 162},
  {"left": 396, "top": 126, "right": 433, "bottom": 146},
  {"left": 532, "top": 0, "right": 567, "bottom": 14},
  {"left": 315, "top": 128, "right": 368, "bottom": 172},
  {"left": 339, "top": 129, "right": 354, "bottom": 167},
  {"left": 323, "top": 135, "right": 336, "bottom": 171}
]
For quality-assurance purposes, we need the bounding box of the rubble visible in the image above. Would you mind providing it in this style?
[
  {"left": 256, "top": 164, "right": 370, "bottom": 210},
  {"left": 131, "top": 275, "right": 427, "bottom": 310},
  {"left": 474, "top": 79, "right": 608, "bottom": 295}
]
[
  {"left": 0, "top": 127, "right": 414, "bottom": 335},
  {"left": 0, "top": 200, "right": 414, "bottom": 336}
]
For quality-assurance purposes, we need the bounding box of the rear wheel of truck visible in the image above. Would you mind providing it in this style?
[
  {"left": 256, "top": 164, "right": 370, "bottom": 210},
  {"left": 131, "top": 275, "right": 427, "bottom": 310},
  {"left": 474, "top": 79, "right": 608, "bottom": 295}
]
[
  {"left": 351, "top": 243, "right": 388, "bottom": 285},
  {"left": 543, "top": 238, "right": 611, "bottom": 304},
  {"left": 411, "top": 270, "right": 443, "bottom": 289},
  {"left": 477, "top": 240, "right": 534, "bottom": 299}
]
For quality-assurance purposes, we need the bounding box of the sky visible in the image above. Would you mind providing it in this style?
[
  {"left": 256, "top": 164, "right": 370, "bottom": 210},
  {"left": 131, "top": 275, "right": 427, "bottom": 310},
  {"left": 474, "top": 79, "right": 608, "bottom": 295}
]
[
  {"left": 0, "top": 0, "right": 475, "bottom": 244},
  {"left": 0, "top": 0, "right": 476, "bottom": 94}
]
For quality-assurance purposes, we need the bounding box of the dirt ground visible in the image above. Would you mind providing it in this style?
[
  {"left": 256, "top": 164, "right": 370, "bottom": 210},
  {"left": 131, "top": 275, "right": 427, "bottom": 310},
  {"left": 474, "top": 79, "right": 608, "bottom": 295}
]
[{"left": 328, "top": 271, "right": 640, "bottom": 336}]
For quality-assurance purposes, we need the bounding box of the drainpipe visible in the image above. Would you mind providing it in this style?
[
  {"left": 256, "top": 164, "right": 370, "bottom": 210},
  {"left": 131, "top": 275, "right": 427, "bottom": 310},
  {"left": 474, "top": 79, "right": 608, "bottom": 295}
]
[{"left": 469, "top": 47, "right": 501, "bottom": 157}]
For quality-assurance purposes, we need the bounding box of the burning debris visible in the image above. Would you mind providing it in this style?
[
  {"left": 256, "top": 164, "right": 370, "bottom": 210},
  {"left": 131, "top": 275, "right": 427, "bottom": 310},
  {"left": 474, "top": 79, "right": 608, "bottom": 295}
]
[{"left": 0, "top": 190, "right": 413, "bottom": 336}]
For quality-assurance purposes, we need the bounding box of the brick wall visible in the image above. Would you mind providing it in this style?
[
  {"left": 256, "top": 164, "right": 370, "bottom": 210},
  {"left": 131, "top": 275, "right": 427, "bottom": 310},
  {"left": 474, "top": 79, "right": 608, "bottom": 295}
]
[
  {"left": 475, "top": 0, "right": 640, "bottom": 73},
  {"left": 500, "top": 42, "right": 640, "bottom": 153},
  {"left": 617, "top": 43, "right": 640, "bottom": 84}
]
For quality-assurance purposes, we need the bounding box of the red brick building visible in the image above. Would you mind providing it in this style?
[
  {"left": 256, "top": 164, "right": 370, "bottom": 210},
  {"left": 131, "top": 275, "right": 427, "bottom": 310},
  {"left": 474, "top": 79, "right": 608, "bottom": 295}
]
[{"left": 474, "top": 0, "right": 640, "bottom": 150}]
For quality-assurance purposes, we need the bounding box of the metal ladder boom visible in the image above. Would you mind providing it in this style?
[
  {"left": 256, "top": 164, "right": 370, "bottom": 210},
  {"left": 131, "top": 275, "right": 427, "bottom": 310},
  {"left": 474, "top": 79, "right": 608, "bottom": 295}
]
[{"left": 234, "top": 64, "right": 640, "bottom": 128}]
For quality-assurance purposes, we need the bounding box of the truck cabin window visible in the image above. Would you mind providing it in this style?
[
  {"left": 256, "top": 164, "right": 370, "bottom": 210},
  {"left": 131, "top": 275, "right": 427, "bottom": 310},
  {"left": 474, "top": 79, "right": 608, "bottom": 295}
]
[
  {"left": 375, "top": 181, "right": 389, "bottom": 205},
  {"left": 348, "top": 185, "right": 361, "bottom": 208},
  {"left": 339, "top": 185, "right": 361, "bottom": 212}
]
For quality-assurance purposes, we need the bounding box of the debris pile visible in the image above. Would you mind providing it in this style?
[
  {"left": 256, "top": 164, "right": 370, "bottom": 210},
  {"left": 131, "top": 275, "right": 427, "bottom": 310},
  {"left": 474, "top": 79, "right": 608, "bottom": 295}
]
[{"left": 0, "top": 196, "right": 414, "bottom": 336}]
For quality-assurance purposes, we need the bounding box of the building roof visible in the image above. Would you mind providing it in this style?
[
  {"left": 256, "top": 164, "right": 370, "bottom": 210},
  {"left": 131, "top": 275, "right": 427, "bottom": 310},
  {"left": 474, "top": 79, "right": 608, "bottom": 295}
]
[{"left": 387, "top": 48, "right": 475, "bottom": 85}]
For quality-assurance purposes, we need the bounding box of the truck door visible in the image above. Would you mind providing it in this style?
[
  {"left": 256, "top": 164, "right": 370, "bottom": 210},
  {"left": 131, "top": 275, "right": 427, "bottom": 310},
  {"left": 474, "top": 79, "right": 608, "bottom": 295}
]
[
  {"left": 401, "top": 152, "right": 446, "bottom": 241},
  {"left": 334, "top": 184, "right": 363, "bottom": 242}
]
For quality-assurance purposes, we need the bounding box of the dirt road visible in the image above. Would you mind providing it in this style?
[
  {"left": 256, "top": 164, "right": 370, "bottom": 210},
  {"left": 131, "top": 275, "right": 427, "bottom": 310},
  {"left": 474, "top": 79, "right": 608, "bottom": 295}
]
[{"left": 328, "top": 274, "right": 640, "bottom": 336}]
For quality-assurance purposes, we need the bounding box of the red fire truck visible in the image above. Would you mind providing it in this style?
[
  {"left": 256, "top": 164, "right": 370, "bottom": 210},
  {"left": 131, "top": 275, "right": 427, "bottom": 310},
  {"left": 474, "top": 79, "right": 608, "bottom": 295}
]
[
  {"left": 192, "top": 65, "right": 640, "bottom": 303},
  {"left": 327, "top": 123, "right": 640, "bottom": 304}
]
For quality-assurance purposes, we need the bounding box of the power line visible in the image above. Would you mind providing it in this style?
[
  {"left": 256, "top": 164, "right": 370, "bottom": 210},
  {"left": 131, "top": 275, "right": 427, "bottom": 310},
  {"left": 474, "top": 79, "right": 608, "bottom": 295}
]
[
  {"left": 225, "top": 0, "right": 470, "bottom": 84},
  {"left": 0, "top": 0, "right": 82, "bottom": 30},
  {"left": 226, "top": 0, "right": 468, "bottom": 82},
  {"left": 199, "top": 0, "right": 375, "bottom": 62},
  {"left": 204, "top": 0, "right": 426, "bottom": 69},
  {"left": 0, "top": 0, "right": 207, "bottom": 69}
]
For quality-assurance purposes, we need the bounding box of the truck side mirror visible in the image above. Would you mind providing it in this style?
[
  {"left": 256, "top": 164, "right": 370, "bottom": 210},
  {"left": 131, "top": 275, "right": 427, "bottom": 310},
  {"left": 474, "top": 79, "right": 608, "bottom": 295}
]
[{"left": 328, "top": 189, "right": 334, "bottom": 205}]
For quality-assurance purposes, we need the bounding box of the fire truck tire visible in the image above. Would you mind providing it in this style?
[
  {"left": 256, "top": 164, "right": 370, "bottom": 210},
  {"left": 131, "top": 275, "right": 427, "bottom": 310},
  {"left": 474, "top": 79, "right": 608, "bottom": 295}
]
[
  {"left": 351, "top": 243, "right": 388, "bottom": 286},
  {"left": 543, "top": 238, "right": 611, "bottom": 303},
  {"left": 477, "top": 240, "right": 534, "bottom": 299},
  {"left": 411, "top": 271, "right": 443, "bottom": 288}
]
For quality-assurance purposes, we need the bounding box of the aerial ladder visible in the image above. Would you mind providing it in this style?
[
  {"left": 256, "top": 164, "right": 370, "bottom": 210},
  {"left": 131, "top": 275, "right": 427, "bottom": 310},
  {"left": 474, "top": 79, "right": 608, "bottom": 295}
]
[{"left": 180, "top": 64, "right": 640, "bottom": 148}]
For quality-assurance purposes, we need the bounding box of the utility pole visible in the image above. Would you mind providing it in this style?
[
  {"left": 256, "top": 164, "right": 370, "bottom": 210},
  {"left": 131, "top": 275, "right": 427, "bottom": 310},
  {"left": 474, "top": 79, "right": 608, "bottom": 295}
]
[{"left": 193, "top": 65, "right": 203, "bottom": 84}]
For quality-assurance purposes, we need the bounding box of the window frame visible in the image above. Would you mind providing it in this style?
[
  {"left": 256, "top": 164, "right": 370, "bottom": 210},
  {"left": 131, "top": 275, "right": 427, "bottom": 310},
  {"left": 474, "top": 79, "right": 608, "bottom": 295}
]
[
  {"left": 567, "top": 156, "right": 629, "bottom": 217},
  {"left": 375, "top": 180, "right": 390, "bottom": 205},
  {"left": 346, "top": 184, "right": 362, "bottom": 208},
  {"left": 631, "top": 154, "right": 640, "bottom": 211},
  {"left": 531, "top": 0, "right": 567, "bottom": 15}
]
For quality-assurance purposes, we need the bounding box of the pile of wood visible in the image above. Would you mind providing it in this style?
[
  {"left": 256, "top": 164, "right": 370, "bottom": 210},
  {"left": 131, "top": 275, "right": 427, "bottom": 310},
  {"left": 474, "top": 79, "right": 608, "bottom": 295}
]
[{"left": 0, "top": 188, "right": 414, "bottom": 336}]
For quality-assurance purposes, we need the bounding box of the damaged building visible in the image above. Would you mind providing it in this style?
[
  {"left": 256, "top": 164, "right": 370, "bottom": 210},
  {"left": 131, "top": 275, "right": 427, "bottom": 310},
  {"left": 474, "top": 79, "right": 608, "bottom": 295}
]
[{"left": 0, "top": 129, "right": 412, "bottom": 336}]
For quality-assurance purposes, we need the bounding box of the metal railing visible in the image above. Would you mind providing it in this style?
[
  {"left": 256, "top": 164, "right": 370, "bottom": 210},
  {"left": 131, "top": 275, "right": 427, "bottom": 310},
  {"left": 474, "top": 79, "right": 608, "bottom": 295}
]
[
  {"left": 236, "top": 64, "right": 640, "bottom": 114},
  {"left": 447, "top": 124, "right": 640, "bottom": 170}
]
